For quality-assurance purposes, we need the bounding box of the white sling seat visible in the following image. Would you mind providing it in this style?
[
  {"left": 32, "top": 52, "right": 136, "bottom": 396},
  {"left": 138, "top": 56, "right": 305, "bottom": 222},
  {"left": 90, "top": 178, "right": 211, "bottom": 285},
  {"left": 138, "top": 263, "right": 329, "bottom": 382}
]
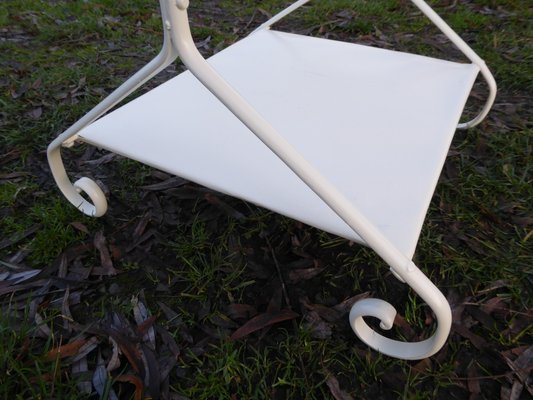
[
  {"left": 47, "top": 0, "right": 496, "bottom": 360},
  {"left": 79, "top": 29, "right": 479, "bottom": 258}
]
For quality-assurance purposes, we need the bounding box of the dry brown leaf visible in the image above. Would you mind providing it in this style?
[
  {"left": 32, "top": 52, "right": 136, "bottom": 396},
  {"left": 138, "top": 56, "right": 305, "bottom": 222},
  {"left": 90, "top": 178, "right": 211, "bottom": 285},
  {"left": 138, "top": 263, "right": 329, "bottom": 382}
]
[
  {"left": 132, "top": 212, "right": 152, "bottom": 241},
  {"left": 137, "top": 316, "right": 157, "bottom": 336},
  {"left": 509, "top": 381, "right": 524, "bottom": 400},
  {"left": 115, "top": 374, "right": 144, "bottom": 400},
  {"left": 126, "top": 229, "right": 156, "bottom": 252},
  {"left": 466, "top": 305, "right": 497, "bottom": 330},
  {"left": 501, "top": 345, "right": 530, "bottom": 360},
  {"left": 288, "top": 266, "right": 325, "bottom": 283},
  {"left": 28, "top": 107, "right": 42, "bottom": 119},
  {"left": 34, "top": 312, "right": 52, "bottom": 338},
  {"left": 57, "top": 253, "right": 68, "bottom": 279},
  {"left": 93, "top": 363, "right": 119, "bottom": 400},
  {"left": 158, "top": 355, "right": 178, "bottom": 394},
  {"left": 325, "top": 372, "right": 354, "bottom": 400},
  {"left": 231, "top": 309, "right": 298, "bottom": 340},
  {"left": 156, "top": 325, "right": 181, "bottom": 358},
  {"left": 501, "top": 385, "right": 512, "bottom": 400},
  {"left": 448, "top": 291, "right": 468, "bottom": 324},
  {"left": 504, "top": 345, "right": 533, "bottom": 396},
  {"left": 332, "top": 292, "right": 371, "bottom": 316},
  {"left": 225, "top": 303, "right": 257, "bottom": 321},
  {"left": 71, "top": 357, "right": 92, "bottom": 394},
  {"left": 303, "top": 311, "right": 332, "bottom": 339},
  {"left": 94, "top": 230, "right": 118, "bottom": 275},
  {"left": 132, "top": 296, "right": 156, "bottom": 349},
  {"left": 80, "top": 153, "right": 117, "bottom": 166},
  {"left": 204, "top": 193, "right": 245, "bottom": 220},
  {"left": 30, "top": 372, "right": 55, "bottom": 383},
  {"left": 0, "top": 224, "right": 41, "bottom": 251},
  {"left": 412, "top": 358, "right": 432, "bottom": 374},
  {"left": 140, "top": 344, "right": 161, "bottom": 399},
  {"left": 3, "top": 269, "right": 41, "bottom": 285},
  {"left": 394, "top": 314, "right": 417, "bottom": 340},
  {"left": 257, "top": 7, "right": 272, "bottom": 19},
  {"left": 45, "top": 338, "right": 88, "bottom": 361},
  {"left": 140, "top": 177, "right": 187, "bottom": 191},
  {"left": 501, "top": 309, "right": 533, "bottom": 339},
  {"left": 467, "top": 364, "right": 481, "bottom": 396},
  {"left": 69, "top": 337, "right": 99, "bottom": 364},
  {"left": 195, "top": 35, "right": 212, "bottom": 49},
  {"left": 514, "top": 345, "right": 533, "bottom": 374},
  {"left": 70, "top": 221, "right": 90, "bottom": 234},
  {"left": 452, "top": 323, "right": 487, "bottom": 350},
  {"left": 266, "top": 285, "right": 282, "bottom": 314},
  {"left": 157, "top": 302, "right": 184, "bottom": 328},
  {"left": 109, "top": 330, "right": 144, "bottom": 376},
  {"left": 107, "top": 337, "right": 121, "bottom": 372},
  {"left": 302, "top": 301, "right": 341, "bottom": 322},
  {"left": 31, "top": 77, "right": 42, "bottom": 89},
  {"left": 480, "top": 296, "right": 507, "bottom": 314},
  {"left": 61, "top": 287, "right": 72, "bottom": 333},
  {"left": 209, "top": 314, "right": 239, "bottom": 329}
]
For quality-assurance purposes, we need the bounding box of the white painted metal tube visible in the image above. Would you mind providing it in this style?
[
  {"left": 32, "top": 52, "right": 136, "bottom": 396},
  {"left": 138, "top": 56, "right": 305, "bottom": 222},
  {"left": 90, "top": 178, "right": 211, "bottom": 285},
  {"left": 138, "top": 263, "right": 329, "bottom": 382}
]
[
  {"left": 408, "top": 0, "right": 496, "bottom": 129},
  {"left": 253, "top": 0, "right": 312, "bottom": 32},
  {"left": 166, "top": 1, "right": 451, "bottom": 359},
  {"left": 47, "top": 0, "right": 179, "bottom": 217}
]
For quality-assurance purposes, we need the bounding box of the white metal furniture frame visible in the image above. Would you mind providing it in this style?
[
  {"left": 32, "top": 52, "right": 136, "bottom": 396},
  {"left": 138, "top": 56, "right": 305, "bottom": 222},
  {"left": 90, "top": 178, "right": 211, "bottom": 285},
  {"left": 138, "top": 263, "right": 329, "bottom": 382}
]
[{"left": 47, "top": 0, "right": 496, "bottom": 360}]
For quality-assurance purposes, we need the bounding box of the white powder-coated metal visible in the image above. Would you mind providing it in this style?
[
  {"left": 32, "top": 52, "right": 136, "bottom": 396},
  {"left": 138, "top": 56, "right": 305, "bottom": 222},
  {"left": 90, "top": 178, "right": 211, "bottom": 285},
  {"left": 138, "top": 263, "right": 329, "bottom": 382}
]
[{"left": 47, "top": 0, "right": 496, "bottom": 360}]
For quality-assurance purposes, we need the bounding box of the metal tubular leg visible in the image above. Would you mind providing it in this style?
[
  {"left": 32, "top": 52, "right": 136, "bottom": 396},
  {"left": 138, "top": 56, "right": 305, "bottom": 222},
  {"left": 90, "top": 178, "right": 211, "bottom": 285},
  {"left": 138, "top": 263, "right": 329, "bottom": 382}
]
[
  {"left": 165, "top": 1, "right": 452, "bottom": 360},
  {"left": 47, "top": 0, "right": 178, "bottom": 217}
]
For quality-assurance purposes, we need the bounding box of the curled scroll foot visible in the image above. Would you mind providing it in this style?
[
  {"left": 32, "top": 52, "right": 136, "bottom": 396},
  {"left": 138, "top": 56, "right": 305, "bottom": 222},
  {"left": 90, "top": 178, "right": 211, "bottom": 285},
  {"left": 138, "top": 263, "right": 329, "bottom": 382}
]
[
  {"left": 73, "top": 177, "right": 108, "bottom": 217},
  {"left": 47, "top": 145, "right": 108, "bottom": 218},
  {"left": 349, "top": 295, "right": 450, "bottom": 360}
]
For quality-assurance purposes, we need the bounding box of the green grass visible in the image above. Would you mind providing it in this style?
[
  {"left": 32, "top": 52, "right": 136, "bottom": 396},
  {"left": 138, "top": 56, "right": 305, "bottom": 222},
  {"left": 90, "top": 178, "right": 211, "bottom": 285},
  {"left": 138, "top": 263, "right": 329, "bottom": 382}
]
[
  {"left": 1, "top": 0, "right": 532, "bottom": 399},
  {"left": 0, "top": 306, "right": 89, "bottom": 399}
]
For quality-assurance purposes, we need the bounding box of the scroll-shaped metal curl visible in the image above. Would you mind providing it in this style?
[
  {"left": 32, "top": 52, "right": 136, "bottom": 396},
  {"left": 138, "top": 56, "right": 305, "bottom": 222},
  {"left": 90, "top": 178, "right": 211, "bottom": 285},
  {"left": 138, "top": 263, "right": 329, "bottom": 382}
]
[
  {"left": 47, "top": 147, "right": 108, "bottom": 217},
  {"left": 46, "top": 0, "right": 178, "bottom": 217},
  {"left": 349, "top": 262, "right": 452, "bottom": 360}
]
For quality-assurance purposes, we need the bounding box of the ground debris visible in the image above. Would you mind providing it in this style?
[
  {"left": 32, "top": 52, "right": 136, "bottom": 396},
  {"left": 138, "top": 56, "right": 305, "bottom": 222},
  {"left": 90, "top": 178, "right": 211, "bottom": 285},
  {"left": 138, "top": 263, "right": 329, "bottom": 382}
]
[
  {"left": 325, "top": 369, "right": 354, "bottom": 400},
  {"left": 1, "top": 1, "right": 531, "bottom": 398},
  {"left": 93, "top": 230, "right": 119, "bottom": 275},
  {"left": 230, "top": 309, "right": 299, "bottom": 340}
]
